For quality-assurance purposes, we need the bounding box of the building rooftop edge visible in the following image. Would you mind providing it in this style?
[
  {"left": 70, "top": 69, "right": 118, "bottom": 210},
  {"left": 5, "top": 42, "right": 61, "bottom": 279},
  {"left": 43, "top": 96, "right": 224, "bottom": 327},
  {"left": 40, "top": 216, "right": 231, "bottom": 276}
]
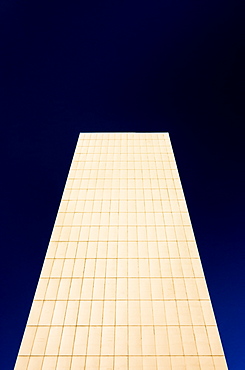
[{"left": 79, "top": 132, "right": 169, "bottom": 134}]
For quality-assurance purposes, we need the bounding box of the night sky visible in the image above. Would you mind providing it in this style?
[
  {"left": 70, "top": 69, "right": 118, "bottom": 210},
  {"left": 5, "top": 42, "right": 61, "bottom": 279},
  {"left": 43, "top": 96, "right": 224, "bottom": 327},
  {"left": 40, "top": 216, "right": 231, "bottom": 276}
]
[{"left": 1, "top": 0, "right": 244, "bottom": 368}]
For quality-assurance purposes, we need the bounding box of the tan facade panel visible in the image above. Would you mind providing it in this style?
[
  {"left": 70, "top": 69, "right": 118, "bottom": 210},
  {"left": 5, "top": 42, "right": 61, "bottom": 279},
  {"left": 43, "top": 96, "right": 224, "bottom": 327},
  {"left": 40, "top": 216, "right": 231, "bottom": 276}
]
[{"left": 15, "top": 133, "right": 227, "bottom": 369}]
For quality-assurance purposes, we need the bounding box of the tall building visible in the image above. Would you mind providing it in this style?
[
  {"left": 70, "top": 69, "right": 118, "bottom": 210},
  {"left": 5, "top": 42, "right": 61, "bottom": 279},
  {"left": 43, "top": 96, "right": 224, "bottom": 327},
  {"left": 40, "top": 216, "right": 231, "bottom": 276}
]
[{"left": 15, "top": 133, "right": 227, "bottom": 369}]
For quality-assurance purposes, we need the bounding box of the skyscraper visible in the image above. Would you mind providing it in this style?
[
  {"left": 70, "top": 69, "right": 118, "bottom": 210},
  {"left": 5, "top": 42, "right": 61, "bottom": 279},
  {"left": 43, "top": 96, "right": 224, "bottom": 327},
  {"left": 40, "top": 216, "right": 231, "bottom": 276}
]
[{"left": 15, "top": 133, "right": 227, "bottom": 369}]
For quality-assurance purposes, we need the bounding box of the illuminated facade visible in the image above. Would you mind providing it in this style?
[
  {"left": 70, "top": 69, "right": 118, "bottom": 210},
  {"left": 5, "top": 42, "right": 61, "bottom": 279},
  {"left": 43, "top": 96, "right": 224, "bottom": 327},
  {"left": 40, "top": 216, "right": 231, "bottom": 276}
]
[{"left": 15, "top": 133, "right": 227, "bottom": 369}]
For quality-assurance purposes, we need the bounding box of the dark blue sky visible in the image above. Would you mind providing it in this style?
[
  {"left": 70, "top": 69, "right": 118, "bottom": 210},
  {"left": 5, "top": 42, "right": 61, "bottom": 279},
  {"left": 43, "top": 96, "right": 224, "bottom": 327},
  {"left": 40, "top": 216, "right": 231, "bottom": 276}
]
[{"left": 1, "top": 0, "right": 244, "bottom": 368}]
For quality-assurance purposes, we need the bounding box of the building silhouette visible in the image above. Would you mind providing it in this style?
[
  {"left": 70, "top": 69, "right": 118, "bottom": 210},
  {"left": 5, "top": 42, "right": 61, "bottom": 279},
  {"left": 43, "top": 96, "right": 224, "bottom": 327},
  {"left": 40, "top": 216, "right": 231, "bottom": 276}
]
[{"left": 15, "top": 133, "right": 227, "bottom": 369}]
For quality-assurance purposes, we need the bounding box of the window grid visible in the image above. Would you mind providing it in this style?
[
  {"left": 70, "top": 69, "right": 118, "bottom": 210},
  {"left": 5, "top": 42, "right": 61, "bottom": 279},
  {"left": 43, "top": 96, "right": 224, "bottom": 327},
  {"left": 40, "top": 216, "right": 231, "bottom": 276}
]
[{"left": 15, "top": 133, "right": 227, "bottom": 370}]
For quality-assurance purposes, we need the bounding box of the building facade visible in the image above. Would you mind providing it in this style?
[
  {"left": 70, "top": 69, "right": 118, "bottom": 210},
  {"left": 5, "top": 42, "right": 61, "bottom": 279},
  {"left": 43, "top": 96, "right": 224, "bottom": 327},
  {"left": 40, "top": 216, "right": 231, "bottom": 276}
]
[{"left": 15, "top": 133, "right": 227, "bottom": 369}]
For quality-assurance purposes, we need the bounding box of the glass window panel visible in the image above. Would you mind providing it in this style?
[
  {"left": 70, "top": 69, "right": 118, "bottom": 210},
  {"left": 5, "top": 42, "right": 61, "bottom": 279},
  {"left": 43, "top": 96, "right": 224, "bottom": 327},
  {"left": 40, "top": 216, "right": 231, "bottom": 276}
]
[
  {"left": 128, "top": 327, "right": 142, "bottom": 355},
  {"left": 100, "top": 327, "right": 115, "bottom": 355},
  {"left": 31, "top": 327, "right": 49, "bottom": 355}
]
